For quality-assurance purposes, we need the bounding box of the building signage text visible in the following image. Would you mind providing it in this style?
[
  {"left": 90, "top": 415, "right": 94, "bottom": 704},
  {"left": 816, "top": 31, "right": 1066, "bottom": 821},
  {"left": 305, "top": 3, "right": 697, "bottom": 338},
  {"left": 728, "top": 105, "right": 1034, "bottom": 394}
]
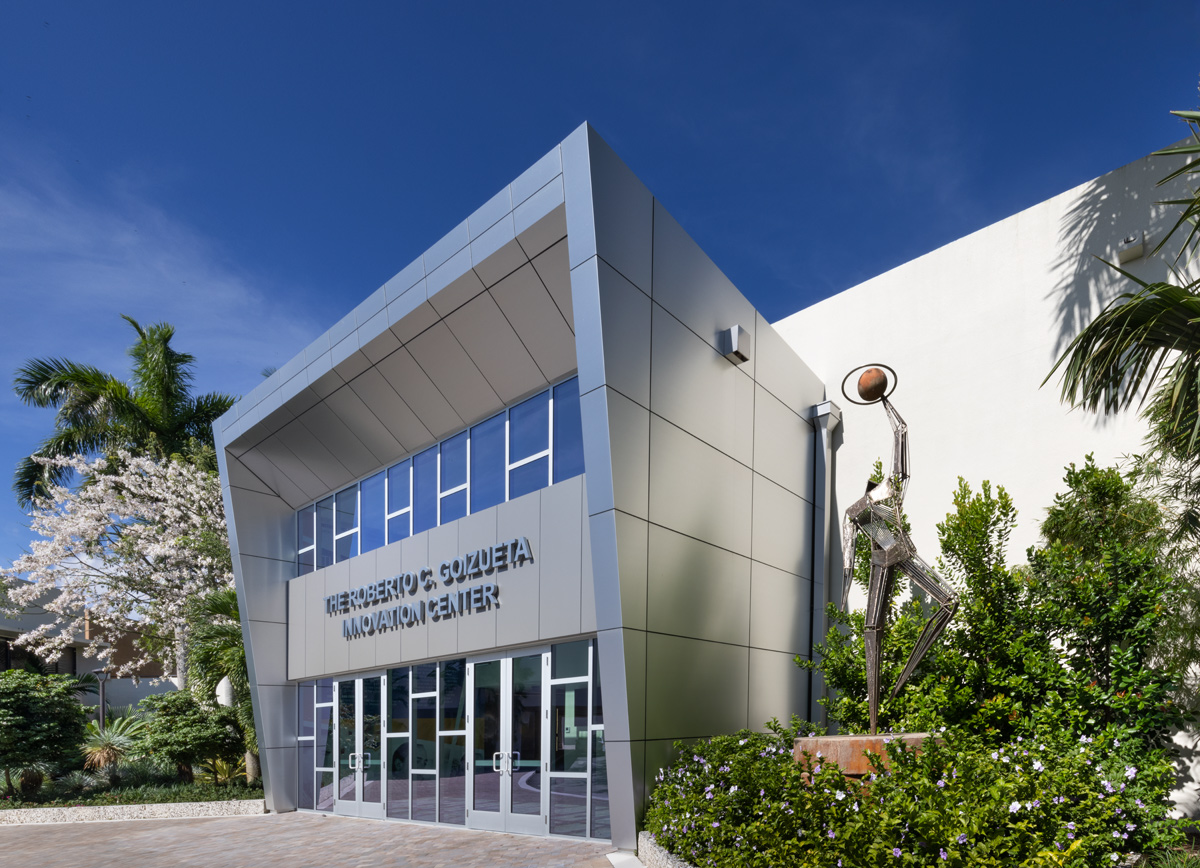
[{"left": 325, "top": 537, "right": 534, "bottom": 639}]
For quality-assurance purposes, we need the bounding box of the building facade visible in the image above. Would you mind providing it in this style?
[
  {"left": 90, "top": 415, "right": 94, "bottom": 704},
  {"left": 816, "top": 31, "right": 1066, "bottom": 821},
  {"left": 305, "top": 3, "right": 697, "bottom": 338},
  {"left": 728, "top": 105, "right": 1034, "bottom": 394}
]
[{"left": 215, "top": 124, "right": 837, "bottom": 850}]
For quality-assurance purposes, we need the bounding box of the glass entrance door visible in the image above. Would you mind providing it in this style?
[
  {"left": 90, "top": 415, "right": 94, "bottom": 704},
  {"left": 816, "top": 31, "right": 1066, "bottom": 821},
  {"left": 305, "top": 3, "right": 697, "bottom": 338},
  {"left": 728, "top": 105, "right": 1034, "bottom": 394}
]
[
  {"left": 334, "top": 672, "right": 385, "bottom": 818},
  {"left": 467, "top": 651, "right": 546, "bottom": 834}
]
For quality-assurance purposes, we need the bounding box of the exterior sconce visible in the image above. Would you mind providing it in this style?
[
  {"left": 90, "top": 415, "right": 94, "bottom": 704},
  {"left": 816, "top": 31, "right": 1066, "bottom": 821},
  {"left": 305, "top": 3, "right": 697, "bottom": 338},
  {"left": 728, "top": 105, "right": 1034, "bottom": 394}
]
[
  {"left": 719, "top": 325, "right": 751, "bottom": 365},
  {"left": 1116, "top": 231, "right": 1145, "bottom": 263}
]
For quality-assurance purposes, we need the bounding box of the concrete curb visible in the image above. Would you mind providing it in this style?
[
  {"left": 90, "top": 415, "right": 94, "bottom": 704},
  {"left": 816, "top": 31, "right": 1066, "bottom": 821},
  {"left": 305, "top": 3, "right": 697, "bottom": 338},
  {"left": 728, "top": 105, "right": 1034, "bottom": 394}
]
[
  {"left": 637, "top": 831, "right": 694, "bottom": 868},
  {"left": 0, "top": 798, "right": 266, "bottom": 825}
]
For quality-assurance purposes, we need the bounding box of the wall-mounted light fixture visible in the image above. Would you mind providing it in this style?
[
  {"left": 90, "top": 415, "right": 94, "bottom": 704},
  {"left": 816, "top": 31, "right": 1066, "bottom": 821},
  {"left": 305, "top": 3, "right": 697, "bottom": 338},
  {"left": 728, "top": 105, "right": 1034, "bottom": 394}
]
[
  {"left": 719, "top": 325, "right": 751, "bottom": 365},
  {"left": 1116, "top": 231, "right": 1145, "bottom": 264}
]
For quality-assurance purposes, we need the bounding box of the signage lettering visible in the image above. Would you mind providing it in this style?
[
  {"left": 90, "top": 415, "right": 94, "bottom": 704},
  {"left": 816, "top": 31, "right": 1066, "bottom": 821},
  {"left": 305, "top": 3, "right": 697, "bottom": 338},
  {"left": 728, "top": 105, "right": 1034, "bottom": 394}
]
[{"left": 322, "top": 537, "right": 533, "bottom": 639}]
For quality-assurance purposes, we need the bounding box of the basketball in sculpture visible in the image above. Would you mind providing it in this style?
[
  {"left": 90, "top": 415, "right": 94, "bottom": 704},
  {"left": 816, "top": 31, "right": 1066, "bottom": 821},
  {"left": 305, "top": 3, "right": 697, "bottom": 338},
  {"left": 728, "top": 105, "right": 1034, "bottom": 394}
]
[{"left": 857, "top": 367, "right": 888, "bottom": 402}]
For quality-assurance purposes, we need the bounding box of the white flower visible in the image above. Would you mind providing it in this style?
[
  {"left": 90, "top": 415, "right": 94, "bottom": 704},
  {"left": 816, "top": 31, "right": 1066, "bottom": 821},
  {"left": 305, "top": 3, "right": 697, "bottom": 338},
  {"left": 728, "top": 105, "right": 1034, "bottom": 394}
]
[
  {"left": 1008, "top": 801, "right": 1021, "bottom": 813},
  {"left": 835, "top": 791, "right": 845, "bottom": 801}
]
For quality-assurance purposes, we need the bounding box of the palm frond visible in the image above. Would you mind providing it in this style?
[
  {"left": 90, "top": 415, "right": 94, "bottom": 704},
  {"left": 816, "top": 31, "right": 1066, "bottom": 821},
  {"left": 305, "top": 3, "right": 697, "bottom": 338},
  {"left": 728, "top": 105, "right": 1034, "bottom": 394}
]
[
  {"left": 122, "top": 315, "right": 196, "bottom": 427},
  {"left": 1150, "top": 113, "right": 1200, "bottom": 262},
  {"left": 13, "top": 358, "right": 123, "bottom": 410},
  {"left": 1047, "top": 269, "right": 1200, "bottom": 452}
]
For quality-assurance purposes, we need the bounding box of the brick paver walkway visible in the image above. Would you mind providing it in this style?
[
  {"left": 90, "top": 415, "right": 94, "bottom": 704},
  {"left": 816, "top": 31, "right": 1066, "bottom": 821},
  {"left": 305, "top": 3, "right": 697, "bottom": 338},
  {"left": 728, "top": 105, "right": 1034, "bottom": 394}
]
[{"left": 0, "top": 811, "right": 621, "bottom": 868}]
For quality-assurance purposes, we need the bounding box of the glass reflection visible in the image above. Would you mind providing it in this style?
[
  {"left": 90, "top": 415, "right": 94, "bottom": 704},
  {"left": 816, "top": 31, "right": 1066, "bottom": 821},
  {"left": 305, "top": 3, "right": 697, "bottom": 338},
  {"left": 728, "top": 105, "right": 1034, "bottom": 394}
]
[
  {"left": 298, "top": 742, "right": 314, "bottom": 810},
  {"left": 549, "top": 777, "right": 587, "bottom": 837},
  {"left": 387, "top": 668, "right": 409, "bottom": 733},
  {"left": 551, "top": 682, "right": 589, "bottom": 772},
  {"left": 337, "top": 680, "right": 356, "bottom": 801},
  {"left": 472, "top": 661, "right": 501, "bottom": 813},
  {"left": 362, "top": 676, "right": 381, "bottom": 804},
  {"left": 511, "top": 654, "right": 542, "bottom": 815},
  {"left": 439, "top": 735, "right": 466, "bottom": 825},
  {"left": 591, "top": 731, "right": 609, "bottom": 839},
  {"left": 413, "top": 697, "right": 436, "bottom": 770},
  {"left": 386, "top": 738, "right": 409, "bottom": 820}
]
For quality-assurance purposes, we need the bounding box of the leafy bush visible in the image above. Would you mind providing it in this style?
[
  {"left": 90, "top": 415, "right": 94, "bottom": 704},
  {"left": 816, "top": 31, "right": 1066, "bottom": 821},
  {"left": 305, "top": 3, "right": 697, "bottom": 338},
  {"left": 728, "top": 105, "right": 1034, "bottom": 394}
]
[
  {"left": 0, "top": 777, "right": 263, "bottom": 809},
  {"left": 138, "top": 691, "right": 243, "bottom": 782},
  {"left": 806, "top": 458, "right": 1183, "bottom": 746},
  {"left": 644, "top": 723, "right": 1181, "bottom": 867},
  {"left": 0, "top": 670, "right": 87, "bottom": 798}
]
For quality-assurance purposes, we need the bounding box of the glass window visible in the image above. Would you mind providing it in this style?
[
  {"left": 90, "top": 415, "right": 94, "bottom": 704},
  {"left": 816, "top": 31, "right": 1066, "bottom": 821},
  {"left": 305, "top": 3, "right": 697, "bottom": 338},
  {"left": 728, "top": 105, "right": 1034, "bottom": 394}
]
[
  {"left": 295, "top": 377, "right": 585, "bottom": 565},
  {"left": 412, "top": 697, "right": 437, "bottom": 771},
  {"left": 387, "top": 513, "right": 411, "bottom": 544},
  {"left": 413, "top": 447, "right": 438, "bottom": 535},
  {"left": 551, "top": 683, "right": 589, "bottom": 772},
  {"left": 509, "top": 456, "right": 548, "bottom": 500},
  {"left": 316, "top": 705, "right": 334, "bottom": 769},
  {"left": 590, "top": 731, "right": 609, "bottom": 839},
  {"left": 388, "top": 668, "right": 409, "bottom": 734},
  {"left": 298, "top": 505, "right": 315, "bottom": 550},
  {"left": 552, "top": 640, "right": 590, "bottom": 679},
  {"left": 298, "top": 742, "right": 315, "bottom": 810},
  {"left": 439, "top": 735, "right": 467, "bottom": 825},
  {"left": 439, "top": 660, "right": 466, "bottom": 731},
  {"left": 550, "top": 777, "right": 587, "bottom": 837},
  {"left": 334, "top": 486, "right": 358, "bottom": 535},
  {"left": 298, "top": 682, "right": 314, "bottom": 737},
  {"left": 317, "top": 770, "right": 335, "bottom": 812},
  {"left": 359, "top": 471, "right": 385, "bottom": 554},
  {"left": 413, "top": 662, "right": 437, "bottom": 695},
  {"left": 334, "top": 534, "right": 357, "bottom": 562},
  {"left": 388, "top": 460, "right": 411, "bottom": 513},
  {"left": 441, "top": 431, "right": 467, "bottom": 489},
  {"left": 411, "top": 773, "right": 437, "bottom": 822},
  {"left": 386, "top": 738, "right": 409, "bottom": 820},
  {"left": 440, "top": 489, "right": 467, "bottom": 524},
  {"left": 316, "top": 678, "right": 333, "bottom": 704},
  {"left": 553, "top": 378, "right": 585, "bottom": 483},
  {"left": 470, "top": 413, "right": 505, "bottom": 513},
  {"left": 315, "top": 497, "right": 334, "bottom": 569},
  {"left": 510, "top": 391, "right": 549, "bottom": 461}
]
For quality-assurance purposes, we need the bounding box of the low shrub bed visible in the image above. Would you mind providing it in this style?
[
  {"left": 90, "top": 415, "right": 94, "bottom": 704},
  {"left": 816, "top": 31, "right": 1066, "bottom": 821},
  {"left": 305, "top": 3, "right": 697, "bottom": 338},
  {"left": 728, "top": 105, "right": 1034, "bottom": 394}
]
[
  {"left": 644, "top": 721, "right": 1181, "bottom": 867},
  {"left": 0, "top": 779, "right": 263, "bottom": 810}
]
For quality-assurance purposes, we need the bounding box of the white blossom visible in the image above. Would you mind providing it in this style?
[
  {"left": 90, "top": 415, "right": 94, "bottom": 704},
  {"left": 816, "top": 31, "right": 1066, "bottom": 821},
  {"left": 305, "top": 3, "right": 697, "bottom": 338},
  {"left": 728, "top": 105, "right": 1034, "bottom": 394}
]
[{"left": 1, "top": 452, "right": 232, "bottom": 679}]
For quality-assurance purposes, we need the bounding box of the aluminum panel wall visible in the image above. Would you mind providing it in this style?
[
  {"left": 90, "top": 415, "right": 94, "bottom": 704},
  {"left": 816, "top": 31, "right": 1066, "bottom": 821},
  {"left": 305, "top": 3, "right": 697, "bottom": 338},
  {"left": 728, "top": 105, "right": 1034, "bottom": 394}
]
[{"left": 565, "top": 125, "right": 830, "bottom": 851}]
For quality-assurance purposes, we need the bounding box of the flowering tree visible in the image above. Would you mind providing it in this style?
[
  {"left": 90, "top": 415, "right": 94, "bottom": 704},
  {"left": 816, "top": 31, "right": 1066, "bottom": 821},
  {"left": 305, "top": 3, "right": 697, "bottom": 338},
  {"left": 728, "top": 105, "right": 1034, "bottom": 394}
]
[{"left": 1, "top": 452, "right": 233, "bottom": 681}]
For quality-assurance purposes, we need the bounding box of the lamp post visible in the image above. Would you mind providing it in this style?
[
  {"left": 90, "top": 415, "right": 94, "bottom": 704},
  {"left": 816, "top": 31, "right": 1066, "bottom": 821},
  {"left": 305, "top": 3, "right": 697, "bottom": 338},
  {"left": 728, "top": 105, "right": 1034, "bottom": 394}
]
[{"left": 92, "top": 669, "right": 109, "bottom": 733}]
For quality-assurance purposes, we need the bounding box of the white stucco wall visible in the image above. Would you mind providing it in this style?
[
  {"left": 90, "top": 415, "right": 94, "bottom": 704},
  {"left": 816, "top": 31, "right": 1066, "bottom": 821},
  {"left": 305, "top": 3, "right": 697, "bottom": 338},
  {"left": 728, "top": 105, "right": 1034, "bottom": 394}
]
[{"left": 775, "top": 144, "right": 1197, "bottom": 564}]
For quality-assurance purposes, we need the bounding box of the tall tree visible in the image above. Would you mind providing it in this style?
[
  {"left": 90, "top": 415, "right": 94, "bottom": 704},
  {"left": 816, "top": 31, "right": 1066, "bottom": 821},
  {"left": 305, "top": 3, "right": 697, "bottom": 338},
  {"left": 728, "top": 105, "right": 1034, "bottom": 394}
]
[
  {"left": 1, "top": 452, "right": 233, "bottom": 680},
  {"left": 12, "top": 315, "right": 235, "bottom": 507}
]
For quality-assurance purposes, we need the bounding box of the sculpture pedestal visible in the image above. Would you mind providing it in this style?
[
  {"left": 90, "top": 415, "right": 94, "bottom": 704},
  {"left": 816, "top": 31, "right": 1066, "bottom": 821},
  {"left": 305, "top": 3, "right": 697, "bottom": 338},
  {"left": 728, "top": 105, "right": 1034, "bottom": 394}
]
[{"left": 792, "top": 733, "right": 933, "bottom": 777}]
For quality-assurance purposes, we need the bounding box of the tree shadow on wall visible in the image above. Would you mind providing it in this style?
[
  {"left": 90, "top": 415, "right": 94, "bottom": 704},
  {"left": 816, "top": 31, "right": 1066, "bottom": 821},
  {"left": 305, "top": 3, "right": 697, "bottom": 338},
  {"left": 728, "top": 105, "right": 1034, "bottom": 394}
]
[{"left": 1047, "top": 143, "right": 1196, "bottom": 403}]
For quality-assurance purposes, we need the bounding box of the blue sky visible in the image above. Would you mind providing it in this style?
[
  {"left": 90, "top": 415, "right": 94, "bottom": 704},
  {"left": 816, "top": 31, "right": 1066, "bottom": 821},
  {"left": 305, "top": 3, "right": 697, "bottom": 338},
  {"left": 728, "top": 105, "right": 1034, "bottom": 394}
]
[{"left": 0, "top": 1, "right": 1197, "bottom": 564}]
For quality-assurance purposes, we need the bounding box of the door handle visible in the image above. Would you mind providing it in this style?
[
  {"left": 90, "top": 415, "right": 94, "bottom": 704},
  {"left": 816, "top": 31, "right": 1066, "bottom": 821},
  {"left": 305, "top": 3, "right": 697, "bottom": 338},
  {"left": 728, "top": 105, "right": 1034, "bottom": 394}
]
[
  {"left": 510, "top": 751, "right": 520, "bottom": 774},
  {"left": 493, "top": 752, "right": 503, "bottom": 772},
  {"left": 347, "top": 753, "right": 357, "bottom": 771},
  {"left": 361, "top": 752, "right": 371, "bottom": 773}
]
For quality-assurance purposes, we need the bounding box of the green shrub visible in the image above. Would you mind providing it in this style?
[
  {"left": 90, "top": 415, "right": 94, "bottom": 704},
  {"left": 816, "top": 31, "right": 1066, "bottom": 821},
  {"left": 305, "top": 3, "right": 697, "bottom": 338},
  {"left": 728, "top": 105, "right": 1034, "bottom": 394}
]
[
  {"left": 644, "top": 724, "right": 1181, "bottom": 867},
  {"left": 0, "top": 777, "right": 263, "bottom": 809},
  {"left": 806, "top": 459, "right": 1183, "bottom": 746},
  {"left": 0, "top": 670, "right": 87, "bottom": 798},
  {"left": 138, "top": 691, "right": 243, "bottom": 782}
]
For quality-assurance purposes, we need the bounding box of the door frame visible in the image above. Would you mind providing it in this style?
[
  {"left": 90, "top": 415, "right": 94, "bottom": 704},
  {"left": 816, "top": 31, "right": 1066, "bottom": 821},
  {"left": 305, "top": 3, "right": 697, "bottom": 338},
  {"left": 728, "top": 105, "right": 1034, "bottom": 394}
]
[
  {"left": 333, "top": 670, "right": 387, "bottom": 819},
  {"left": 465, "top": 647, "right": 549, "bottom": 835}
]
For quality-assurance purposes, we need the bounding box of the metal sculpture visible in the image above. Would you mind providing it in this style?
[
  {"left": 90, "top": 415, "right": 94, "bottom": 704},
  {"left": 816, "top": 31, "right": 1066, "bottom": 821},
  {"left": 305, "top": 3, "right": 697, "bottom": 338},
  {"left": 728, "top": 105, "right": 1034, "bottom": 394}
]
[{"left": 839, "top": 365, "right": 959, "bottom": 734}]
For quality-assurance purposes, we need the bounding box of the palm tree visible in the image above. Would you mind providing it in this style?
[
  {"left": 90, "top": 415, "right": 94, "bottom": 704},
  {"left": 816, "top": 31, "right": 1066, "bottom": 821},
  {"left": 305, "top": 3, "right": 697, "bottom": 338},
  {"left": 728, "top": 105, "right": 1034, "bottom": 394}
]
[
  {"left": 82, "top": 715, "right": 148, "bottom": 786},
  {"left": 1048, "top": 109, "right": 1200, "bottom": 534},
  {"left": 12, "top": 314, "right": 235, "bottom": 507},
  {"left": 187, "top": 587, "right": 259, "bottom": 783}
]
